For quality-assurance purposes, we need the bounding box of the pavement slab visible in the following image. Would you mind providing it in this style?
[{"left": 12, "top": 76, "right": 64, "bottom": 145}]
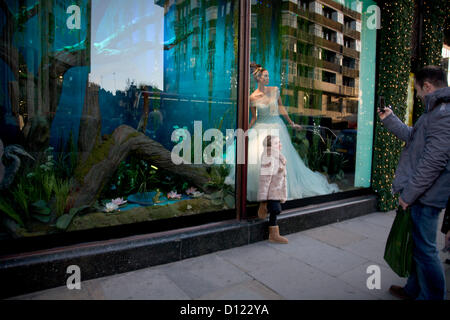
[
  {"left": 159, "top": 253, "right": 253, "bottom": 299},
  {"left": 302, "top": 225, "right": 367, "bottom": 248},
  {"left": 197, "top": 280, "right": 283, "bottom": 300},
  {"left": 265, "top": 233, "right": 369, "bottom": 277}
]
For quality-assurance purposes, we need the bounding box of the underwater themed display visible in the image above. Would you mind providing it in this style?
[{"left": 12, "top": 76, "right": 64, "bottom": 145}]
[{"left": 0, "top": 0, "right": 375, "bottom": 239}]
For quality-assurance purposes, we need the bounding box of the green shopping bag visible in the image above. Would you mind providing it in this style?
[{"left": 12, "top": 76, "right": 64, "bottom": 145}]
[{"left": 383, "top": 207, "right": 413, "bottom": 278}]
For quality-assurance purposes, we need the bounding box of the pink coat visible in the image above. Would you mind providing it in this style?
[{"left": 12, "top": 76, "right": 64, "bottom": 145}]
[{"left": 257, "top": 146, "right": 288, "bottom": 203}]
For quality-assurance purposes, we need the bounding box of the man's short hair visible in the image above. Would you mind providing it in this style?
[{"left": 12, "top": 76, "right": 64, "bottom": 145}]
[{"left": 415, "top": 66, "right": 448, "bottom": 88}]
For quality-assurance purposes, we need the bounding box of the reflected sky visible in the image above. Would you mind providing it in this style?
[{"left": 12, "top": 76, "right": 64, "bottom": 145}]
[{"left": 89, "top": 0, "right": 164, "bottom": 93}]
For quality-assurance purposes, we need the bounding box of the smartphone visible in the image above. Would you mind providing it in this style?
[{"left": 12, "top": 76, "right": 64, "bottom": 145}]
[{"left": 379, "top": 96, "right": 386, "bottom": 113}]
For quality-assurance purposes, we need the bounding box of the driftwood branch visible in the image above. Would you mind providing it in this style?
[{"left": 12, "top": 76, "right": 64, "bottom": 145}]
[{"left": 69, "top": 125, "right": 209, "bottom": 208}]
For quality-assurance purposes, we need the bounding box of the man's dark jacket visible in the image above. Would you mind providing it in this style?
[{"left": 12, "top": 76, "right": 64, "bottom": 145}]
[{"left": 382, "top": 86, "right": 450, "bottom": 209}]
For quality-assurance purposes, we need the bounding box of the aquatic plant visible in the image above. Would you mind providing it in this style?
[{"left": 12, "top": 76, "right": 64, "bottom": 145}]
[
  {"left": 191, "top": 191, "right": 204, "bottom": 198},
  {"left": 204, "top": 164, "right": 235, "bottom": 209},
  {"left": 0, "top": 196, "right": 24, "bottom": 227},
  {"left": 0, "top": 143, "right": 75, "bottom": 234},
  {"left": 185, "top": 187, "right": 198, "bottom": 195},
  {"left": 167, "top": 191, "right": 182, "bottom": 200},
  {"left": 54, "top": 178, "right": 72, "bottom": 217},
  {"left": 104, "top": 202, "right": 119, "bottom": 213},
  {"left": 111, "top": 197, "right": 127, "bottom": 206},
  {"left": 102, "top": 157, "right": 163, "bottom": 199},
  {"left": 56, "top": 205, "right": 90, "bottom": 230},
  {"left": 31, "top": 200, "right": 52, "bottom": 224},
  {"left": 54, "top": 131, "right": 78, "bottom": 180}
]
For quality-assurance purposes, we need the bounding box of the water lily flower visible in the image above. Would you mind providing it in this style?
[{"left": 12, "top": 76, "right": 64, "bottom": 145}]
[
  {"left": 104, "top": 202, "right": 119, "bottom": 212},
  {"left": 192, "top": 191, "right": 204, "bottom": 198},
  {"left": 167, "top": 191, "right": 182, "bottom": 199},
  {"left": 186, "top": 187, "right": 198, "bottom": 195},
  {"left": 111, "top": 197, "right": 127, "bottom": 206}
]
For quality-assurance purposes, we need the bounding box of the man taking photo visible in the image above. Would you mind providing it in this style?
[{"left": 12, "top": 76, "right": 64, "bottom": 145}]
[{"left": 378, "top": 66, "right": 450, "bottom": 300}]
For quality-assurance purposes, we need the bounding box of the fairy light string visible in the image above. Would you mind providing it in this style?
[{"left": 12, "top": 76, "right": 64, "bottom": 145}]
[
  {"left": 372, "top": 0, "right": 414, "bottom": 211},
  {"left": 372, "top": 0, "right": 447, "bottom": 211}
]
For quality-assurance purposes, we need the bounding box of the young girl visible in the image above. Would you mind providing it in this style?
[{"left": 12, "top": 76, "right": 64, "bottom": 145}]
[{"left": 257, "top": 135, "right": 288, "bottom": 244}]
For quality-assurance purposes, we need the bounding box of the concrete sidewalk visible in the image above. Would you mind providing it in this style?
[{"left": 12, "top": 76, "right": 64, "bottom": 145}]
[{"left": 9, "top": 210, "right": 450, "bottom": 300}]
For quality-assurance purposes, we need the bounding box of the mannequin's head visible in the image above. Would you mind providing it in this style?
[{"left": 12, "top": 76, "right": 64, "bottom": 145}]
[{"left": 251, "top": 62, "right": 269, "bottom": 85}]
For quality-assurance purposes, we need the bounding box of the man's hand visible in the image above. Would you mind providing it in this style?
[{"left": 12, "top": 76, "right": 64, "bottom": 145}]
[
  {"left": 399, "top": 197, "right": 409, "bottom": 210},
  {"left": 377, "top": 106, "right": 393, "bottom": 121}
]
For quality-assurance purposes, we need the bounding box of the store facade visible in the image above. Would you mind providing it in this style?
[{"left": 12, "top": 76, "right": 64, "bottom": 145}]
[{"left": 0, "top": 0, "right": 377, "bottom": 255}]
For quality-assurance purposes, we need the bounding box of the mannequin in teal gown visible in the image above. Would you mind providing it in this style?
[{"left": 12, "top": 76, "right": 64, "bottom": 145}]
[{"left": 225, "top": 64, "right": 339, "bottom": 201}]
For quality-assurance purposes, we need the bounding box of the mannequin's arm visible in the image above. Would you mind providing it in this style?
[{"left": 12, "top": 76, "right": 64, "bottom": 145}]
[
  {"left": 278, "top": 97, "right": 294, "bottom": 126},
  {"left": 278, "top": 96, "right": 302, "bottom": 130},
  {"left": 249, "top": 105, "right": 257, "bottom": 128}
]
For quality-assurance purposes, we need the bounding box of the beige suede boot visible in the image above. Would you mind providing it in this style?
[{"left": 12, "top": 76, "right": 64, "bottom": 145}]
[{"left": 268, "top": 226, "right": 288, "bottom": 244}]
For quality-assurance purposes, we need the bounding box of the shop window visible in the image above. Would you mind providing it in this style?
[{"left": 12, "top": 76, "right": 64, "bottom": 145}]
[
  {"left": 0, "top": 0, "right": 239, "bottom": 241},
  {"left": 249, "top": 0, "right": 376, "bottom": 205}
]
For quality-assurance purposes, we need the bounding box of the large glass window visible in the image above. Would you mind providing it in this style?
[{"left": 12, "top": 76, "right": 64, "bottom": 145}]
[
  {"left": 0, "top": 0, "right": 239, "bottom": 239},
  {"left": 243, "top": 0, "right": 376, "bottom": 204}
]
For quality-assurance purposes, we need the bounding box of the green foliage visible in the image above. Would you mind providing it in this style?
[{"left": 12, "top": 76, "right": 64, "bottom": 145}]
[
  {"left": 31, "top": 200, "right": 51, "bottom": 224},
  {"left": 103, "top": 158, "right": 157, "bottom": 197},
  {"left": 0, "top": 197, "right": 24, "bottom": 227},
  {"left": 288, "top": 123, "right": 325, "bottom": 172},
  {"left": 204, "top": 164, "right": 234, "bottom": 209},
  {"left": 290, "top": 129, "right": 310, "bottom": 166},
  {"left": 54, "top": 131, "right": 78, "bottom": 180},
  {"left": 54, "top": 178, "right": 72, "bottom": 217},
  {"left": 10, "top": 181, "right": 30, "bottom": 219},
  {"left": 56, "top": 205, "right": 90, "bottom": 230},
  {"left": 103, "top": 156, "right": 193, "bottom": 200},
  {"left": 321, "top": 151, "right": 346, "bottom": 181},
  {"left": 308, "top": 131, "right": 323, "bottom": 172},
  {"left": 288, "top": 122, "right": 346, "bottom": 181},
  {"left": 204, "top": 164, "right": 231, "bottom": 190},
  {"left": 0, "top": 146, "right": 74, "bottom": 231}
]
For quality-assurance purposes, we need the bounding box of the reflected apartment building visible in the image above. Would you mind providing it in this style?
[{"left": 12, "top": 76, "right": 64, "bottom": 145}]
[
  {"left": 155, "top": 0, "right": 361, "bottom": 129},
  {"left": 256, "top": 0, "right": 362, "bottom": 127},
  {"left": 155, "top": 0, "right": 237, "bottom": 99}
]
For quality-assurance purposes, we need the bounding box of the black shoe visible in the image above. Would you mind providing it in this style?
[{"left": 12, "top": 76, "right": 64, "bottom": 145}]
[
  {"left": 389, "top": 285, "right": 412, "bottom": 300},
  {"left": 445, "top": 259, "right": 450, "bottom": 265}
]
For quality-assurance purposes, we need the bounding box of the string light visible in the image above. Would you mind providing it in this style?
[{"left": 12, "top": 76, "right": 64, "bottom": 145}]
[
  {"left": 372, "top": 0, "right": 414, "bottom": 211},
  {"left": 372, "top": 0, "right": 446, "bottom": 212}
]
